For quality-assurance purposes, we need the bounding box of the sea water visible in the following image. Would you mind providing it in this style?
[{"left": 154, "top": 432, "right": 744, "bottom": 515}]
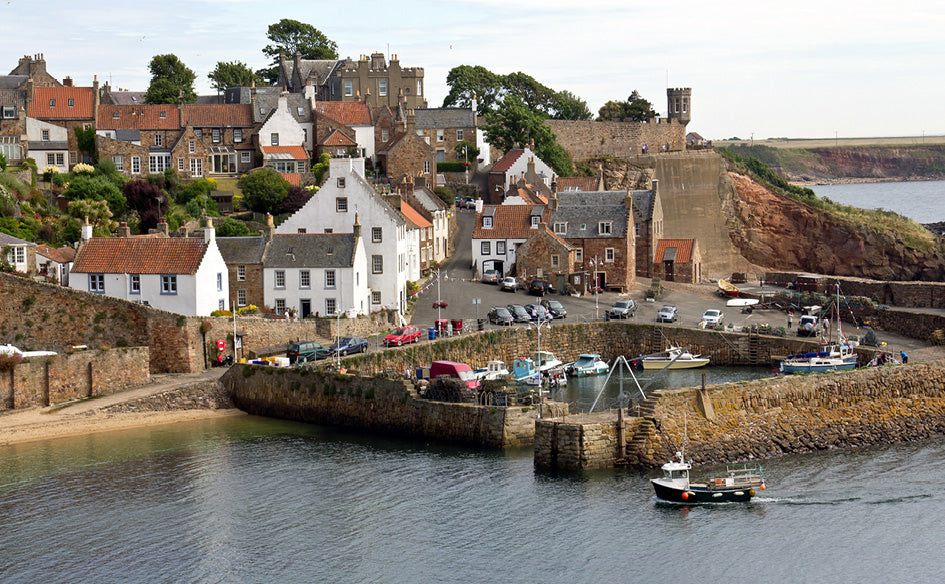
[{"left": 811, "top": 179, "right": 945, "bottom": 223}]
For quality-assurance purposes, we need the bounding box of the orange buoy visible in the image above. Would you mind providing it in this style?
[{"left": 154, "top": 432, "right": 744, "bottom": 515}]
[
  {"left": 760, "top": 484, "right": 766, "bottom": 490},
  {"left": 681, "top": 491, "right": 689, "bottom": 500}
]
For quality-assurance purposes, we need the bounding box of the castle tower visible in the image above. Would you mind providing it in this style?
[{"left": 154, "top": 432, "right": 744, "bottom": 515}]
[{"left": 666, "top": 88, "right": 692, "bottom": 126}]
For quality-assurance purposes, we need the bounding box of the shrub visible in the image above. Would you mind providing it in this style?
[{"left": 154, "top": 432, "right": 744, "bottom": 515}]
[
  {"left": 73, "top": 162, "right": 95, "bottom": 174},
  {"left": 436, "top": 161, "right": 467, "bottom": 173},
  {"left": 0, "top": 352, "right": 21, "bottom": 371}
]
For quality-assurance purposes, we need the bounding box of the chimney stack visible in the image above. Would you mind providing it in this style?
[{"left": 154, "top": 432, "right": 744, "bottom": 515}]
[{"left": 118, "top": 221, "right": 131, "bottom": 238}]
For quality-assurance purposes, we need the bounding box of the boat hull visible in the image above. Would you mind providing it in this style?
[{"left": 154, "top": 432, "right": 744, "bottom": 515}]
[
  {"left": 641, "top": 358, "right": 709, "bottom": 370},
  {"left": 651, "top": 479, "right": 756, "bottom": 503},
  {"left": 780, "top": 360, "right": 857, "bottom": 374}
]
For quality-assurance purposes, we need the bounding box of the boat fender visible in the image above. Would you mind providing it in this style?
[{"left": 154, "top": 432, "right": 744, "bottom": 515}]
[
  {"left": 734, "top": 491, "right": 744, "bottom": 496},
  {"left": 760, "top": 484, "right": 766, "bottom": 490},
  {"left": 681, "top": 491, "right": 689, "bottom": 500},
  {"left": 748, "top": 489, "right": 756, "bottom": 497}
]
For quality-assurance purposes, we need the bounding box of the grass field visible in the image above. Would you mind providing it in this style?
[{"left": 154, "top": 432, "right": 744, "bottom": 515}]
[{"left": 714, "top": 135, "right": 945, "bottom": 149}]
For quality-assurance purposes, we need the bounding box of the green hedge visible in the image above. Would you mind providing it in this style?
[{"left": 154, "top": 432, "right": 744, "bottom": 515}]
[{"left": 436, "top": 162, "right": 468, "bottom": 173}]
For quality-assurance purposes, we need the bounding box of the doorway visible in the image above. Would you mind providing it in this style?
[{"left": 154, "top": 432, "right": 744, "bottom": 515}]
[{"left": 300, "top": 299, "right": 311, "bottom": 319}]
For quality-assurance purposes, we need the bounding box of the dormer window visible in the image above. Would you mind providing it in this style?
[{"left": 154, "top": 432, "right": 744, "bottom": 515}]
[
  {"left": 160, "top": 111, "right": 166, "bottom": 118},
  {"left": 49, "top": 99, "right": 55, "bottom": 107},
  {"left": 482, "top": 216, "right": 493, "bottom": 228},
  {"left": 297, "top": 106, "right": 304, "bottom": 116},
  {"left": 553, "top": 222, "right": 567, "bottom": 234},
  {"left": 68, "top": 98, "right": 74, "bottom": 107},
  {"left": 112, "top": 111, "right": 120, "bottom": 118},
  {"left": 599, "top": 221, "right": 613, "bottom": 235},
  {"left": 530, "top": 215, "right": 540, "bottom": 228}
]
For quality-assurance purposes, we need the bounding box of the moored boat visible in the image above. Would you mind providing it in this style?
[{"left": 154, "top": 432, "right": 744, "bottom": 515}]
[
  {"left": 474, "top": 360, "right": 510, "bottom": 381},
  {"left": 779, "top": 343, "right": 857, "bottom": 374},
  {"left": 717, "top": 279, "right": 740, "bottom": 297},
  {"left": 637, "top": 347, "right": 709, "bottom": 370},
  {"left": 566, "top": 353, "right": 609, "bottom": 377},
  {"left": 651, "top": 451, "right": 766, "bottom": 503}
]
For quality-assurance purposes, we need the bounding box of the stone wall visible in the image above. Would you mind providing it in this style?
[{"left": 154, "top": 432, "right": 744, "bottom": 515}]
[
  {"left": 545, "top": 118, "right": 686, "bottom": 161},
  {"left": 100, "top": 378, "right": 234, "bottom": 413},
  {"left": 0, "top": 346, "right": 149, "bottom": 409},
  {"left": 762, "top": 272, "right": 945, "bottom": 309},
  {"left": 534, "top": 413, "right": 648, "bottom": 470},
  {"left": 222, "top": 364, "right": 566, "bottom": 448}
]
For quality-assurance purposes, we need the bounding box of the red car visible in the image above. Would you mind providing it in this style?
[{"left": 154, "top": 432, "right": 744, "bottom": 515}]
[{"left": 384, "top": 325, "right": 422, "bottom": 346}]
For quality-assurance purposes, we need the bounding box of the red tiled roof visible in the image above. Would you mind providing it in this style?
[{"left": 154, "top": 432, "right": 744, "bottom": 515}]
[
  {"left": 261, "top": 145, "right": 309, "bottom": 160},
  {"left": 35, "top": 244, "right": 76, "bottom": 264},
  {"left": 322, "top": 129, "right": 356, "bottom": 147},
  {"left": 281, "top": 173, "right": 301, "bottom": 186},
  {"left": 313, "top": 101, "right": 372, "bottom": 125},
  {"left": 97, "top": 104, "right": 180, "bottom": 130},
  {"left": 473, "top": 204, "right": 549, "bottom": 239},
  {"left": 556, "top": 177, "right": 598, "bottom": 191},
  {"left": 653, "top": 238, "right": 694, "bottom": 264},
  {"left": 490, "top": 148, "right": 525, "bottom": 173},
  {"left": 72, "top": 237, "right": 208, "bottom": 275},
  {"left": 400, "top": 200, "right": 432, "bottom": 229},
  {"left": 181, "top": 104, "right": 254, "bottom": 127},
  {"left": 29, "top": 86, "right": 95, "bottom": 119}
]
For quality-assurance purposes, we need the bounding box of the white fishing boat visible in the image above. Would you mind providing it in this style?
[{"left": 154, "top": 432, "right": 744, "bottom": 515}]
[
  {"left": 779, "top": 283, "right": 858, "bottom": 374},
  {"left": 636, "top": 346, "right": 710, "bottom": 370},
  {"left": 474, "top": 360, "right": 510, "bottom": 381},
  {"left": 566, "top": 354, "right": 609, "bottom": 377}
]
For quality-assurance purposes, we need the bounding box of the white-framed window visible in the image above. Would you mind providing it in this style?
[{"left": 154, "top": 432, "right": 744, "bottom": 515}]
[
  {"left": 325, "top": 298, "right": 337, "bottom": 316},
  {"left": 159, "top": 111, "right": 166, "bottom": 119},
  {"left": 131, "top": 156, "right": 141, "bottom": 174},
  {"left": 234, "top": 128, "right": 243, "bottom": 143},
  {"left": 190, "top": 158, "right": 203, "bottom": 177},
  {"left": 531, "top": 215, "right": 540, "bottom": 228},
  {"left": 7, "top": 246, "right": 25, "bottom": 264},
  {"left": 337, "top": 177, "right": 346, "bottom": 188},
  {"left": 188, "top": 140, "right": 195, "bottom": 154},
  {"left": 49, "top": 98, "right": 55, "bottom": 107},
  {"left": 372, "top": 255, "right": 383, "bottom": 274},
  {"left": 178, "top": 158, "right": 184, "bottom": 171},
  {"left": 599, "top": 221, "right": 612, "bottom": 235},
  {"left": 423, "top": 160, "right": 430, "bottom": 173},
  {"left": 336, "top": 197, "right": 347, "bottom": 212},
  {"left": 70, "top": 151, "right": 77, "bottom": 164},
  {"left": 217, "top": 272, "right": 223, "bottom": 292},
  {"left": 113, "top": 155, "right": 123, "bottom": 171},
  {"left": 436, "top": 129, "right": 444, "bottom": 142},
  {"left": 89, "top": 274, "right": 105, "bottom": 293},
  {"left": 41, "top": 129, "right": 49, "bottom": 141},
  {"left": 482, "top": 216, "right": 493, "bottom": 228},
  {"left": 47, "top": 153, "right": 55, "bottom": 165},
  {"left": 149, "top": 154, "right": 170, "bottom": 173},
  {"left": 1, "top": 105, "right": 14, "bottom": 118},
  {"left": 154, "top": 134, "right": 162, "bottom": 147},
  {"left": 55, "top": 153, "right": 64, "bottom": 166},
  {"left": 271, "top": 133, "right": 279, "bottom": 146},
  {"left": 275, "top": 270, "right": 285, "bottom": 289},
  {"left": 219, "top": 299, "right": 225, "bottom": 311},
  {"left": 551, "top": 255, "right": 560, "bottom": 268},
  {"left": 575, "top": 249, "right": 584, "bottom": 263},
  {"left": 237, "top": 289, "right": 246, "bottom": 306},
  {"left": 381, "top": 128, "right": 389, "bottom": 142},
  {"left": 481, "top": 241, "right": 491, "bottom": 255},
  {"left": 212, "top": 128, "right": 221, "bottom": 143},
  {"left": 240, "top": 151, "right": 251, "bottom": 164},
  {"left": 237, "top": 265, "right": 245, "bottom": 281},
  {"left": 457, "top": 129, "right": 464, "bottom": 141},
  {"left": 129, "top": 274, "right": 140, "bottom": 294},
  {"left": 372, "top": 291, "right": 381, "bottom": 304},
  {"left": 161, "top": 275, "right": 178, "bottom": 295},
  {"left": 275, "top": 298, "right": 286, "bottom": 314},
  {"left": 372, "top": 227, "right": 382, "bottom": 243},
  {"left": 496, "top": 241, "right": 506, "bottom": 255},
  {"left": 300, "top": 270, "right": 310, "bottom": 288},
  {"left": 378, "top": 79, "right": 387, "bottom": 96},
  {"left": 344, "top": 80, "right": 353, "bottom": 96},
  {"left": 605, "top": 248, "right": 615, "bottom": 262},
  {"left": 325, "top": 270, "right": 336, "bottom": 288},
  {"left": 553, "top": 222, "right": 567, "bottom": 234},
  {"left": 68, "top": 98, "right": 74, "bottom": 107}
]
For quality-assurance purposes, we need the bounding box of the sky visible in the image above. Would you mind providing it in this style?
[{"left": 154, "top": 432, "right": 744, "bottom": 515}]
[{"left": 2, "top": 0, "right": 943, "bottom": 141}]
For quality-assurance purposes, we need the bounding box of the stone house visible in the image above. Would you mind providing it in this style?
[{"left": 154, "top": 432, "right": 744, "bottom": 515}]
[
  {"left": 313, "top": 100, "right": 374, "bottom": 160},
  {"left": 376, "top": 127, "right": 435, "bottom": 187},
  {"left": 2, "top": 55, "right": 69, "bottom": 162},
  {"left": 216, "top": 233, "right": 268, "bottom": 310},
  {"left": 28, "top": 81, "right": 100, "bottom": 167},
  {"left": 472, "top": 203, "right": 549, "bottom": 276},
  {"left": 487, "top": 147, "right": 555, "bottom": 204},
  {"left": 653, "top": 238, "right": 702, "bottom": 283},
  {"left": 514, "top": 223, "right": 575, "bottom": 287},
  {"left": 1, "top": 232, "right": 34, "bottom": 273},
  {"left": 629, "top": 180, "right": 664, "bottom": 278},
  {"left": 180, "top": 104, "right": 255, "bottom": 175},
  {"left": 413, "top": 108, "right": 477, "bottom": 164}
]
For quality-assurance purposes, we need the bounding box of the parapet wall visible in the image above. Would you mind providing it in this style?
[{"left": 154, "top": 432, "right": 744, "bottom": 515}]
[{"left": 546, "top": 118, "right": 687, "bottom": 160}]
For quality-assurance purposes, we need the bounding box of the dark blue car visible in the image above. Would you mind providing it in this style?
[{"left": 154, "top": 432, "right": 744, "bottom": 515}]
[{"left": 328, "top": 336, "right": 369, "bottom": 356}]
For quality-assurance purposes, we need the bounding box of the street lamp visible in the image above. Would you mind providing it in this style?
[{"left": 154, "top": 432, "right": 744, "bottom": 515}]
[
  {"left": 588, "top": 255, "right": 602, "bottom": 320},
  {"left": 528, "top": 316, "right": 553, "bottom": 419}
]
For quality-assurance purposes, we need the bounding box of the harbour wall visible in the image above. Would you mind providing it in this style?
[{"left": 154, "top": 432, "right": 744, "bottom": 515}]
[
  {"left": 221, "top": 364, "right": 567, "bottom": 448},
  {"left": 535, "top": 359, "right": 945, "bottom": 470}
]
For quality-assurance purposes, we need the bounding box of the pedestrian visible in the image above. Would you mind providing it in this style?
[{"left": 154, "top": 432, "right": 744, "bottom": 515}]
[
  {"left": 787, "top": 311, "right": 793, "bottom": 329},
  {"left": 900, "top": 351, "right": 908, "bottom": 364},
  {"left": 823, "top": 317, "right": 830, "bottom": 333}
]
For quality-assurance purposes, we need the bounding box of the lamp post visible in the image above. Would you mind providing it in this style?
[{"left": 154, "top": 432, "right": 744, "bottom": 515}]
[
  {"left": 588, "top": 255, "right": 602, "bottom": 320},
  {"left": 435, "top": 268, "right": 442, "bottom": 322},
  {"left": 463, "top": 145, "right": 469, "bottom": 185},
  {"left": 530, "top": 316, "right": 552, "bottom": 419},
  {"left": 335, "top": 283, "right": 342, "bottom": 368}
]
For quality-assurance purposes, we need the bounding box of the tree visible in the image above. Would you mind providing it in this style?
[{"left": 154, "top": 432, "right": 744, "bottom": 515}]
[
  {"left": 454, "top": 140, "right": 480, "bottom": 162},
  {"left": 123, "top": 179, "right": 167, "bottom": 233},
  {"left": 65, "top": 199, "right": 117, "bottom": 234},
  {"left": 208, "top": 60, "right": 260, "bottom": 92},
  {"left": 74, "top": 126, "right": 97, "bottom": 163},
  {"left": 442, "top": 65, "right": 505, "bottom": 114},
  {"left": 145, "top": 54, "right": 197, "bottom": 104},
  {"left": 259, "top": 19, "right": 339, "bottom": 84},
  {"left": 239, "top": 168, "right": 289, "bottom": 215},
  {"left": 597, "top": 90, "right": 656, "bottom": 122},
  {"left": 63, "top": 174, "right": 126, "bottom": 216},
  {"left": 482, "top": 95, "right": 572, "bottom": 176},
  {"left": 217, "top": 217, "right": 258, "bottom": 237},
  {"left": 281, "top": 186, "right": 313, "bottom": 214},
  {"left": 551, "top": 90, "right": 593, "bottom": 121}
]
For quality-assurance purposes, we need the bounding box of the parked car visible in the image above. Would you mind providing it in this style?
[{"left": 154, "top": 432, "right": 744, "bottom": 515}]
[
  {"left": 463, "top": 197, "right": 476, "bottom": 209},
  {"left": 488, "top": 306, "right": 514, "bottom": 326},
  {"left": 528, "top": 280, "right": 554, "bottom": 296},
  {"left": 499, "top": 276, "right": 518, "bottom": 292},
  {"left": 481, "top": 269, "right": 500, "bottom": 284},
  {"left": 656, "top": 305, "right": 678, "bottom": 323},
  {"left": 328, "top": 336, "right": 369, "bottom": 356},
  {"left": 797, "top": 315, "right": 820, "bottom": 337},
  {"left": 524, "top": 303, "right": 550, "bottom": 322},
  {"left": 608, "top": 299, "right": 636, "bottom": 319},
  {"left": 384, "top": 325, "right": 422, "bottom": 346},
  {"left": 287, "top": 341, "right": 331, "bottom": 364},
  {"left": 507, "top": 304, "right": 532, "bottom": 323},
  {"left": 541, "top": 298, "right": 567, "bottom": 319},
  {"left": 702, "top": 309, "right": 724, "bottom": 326}
]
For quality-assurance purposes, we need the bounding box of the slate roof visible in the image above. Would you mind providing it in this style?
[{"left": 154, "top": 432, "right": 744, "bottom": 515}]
[
  {"left": 28, "top": 86, "right": 95, "bottom": 119},
  {"left": 286, "top": 59, "right": 342, "bottom": 88},
  {"left": 473, "top": 204, "right": 549, "bottom": 240},
  {"left": 0, "top": 232, "right": 31, "bottom": 245},
  {"left": 107, "top": 91, "right": 147, "bottom": 105},
  {"left": 629, "top": 190, "right": 656, "bottom": 221},
  {"left": 181, "top": 104, "right": 254, "bottom": 127},
  {"left": 552, "top": 191, "right": 629, "bottom": 238},
  {"left": 264, "top": 233, "right": 355, "bottom": 269},
  {"left": 98, "top": 104, "right": 180, "bottom": 130},
  {"left": 33, "top": 141, "right": 69, "bottom": 150},
  {"left": 215, "top": 236, "right": 267, "bottom": 265},
  {"left": 654, "top": 238, "right": 694, "bottom": 263},
  {"left": 322, "top": 129, "right": 357, "bottom": 147},
  {"left": 413, "top": 108, "right": 475, "bottom": 129},
  {"left": 72, "top": 237, "right": 209, "bottom": 275},
  {"left": 412, "top": 187, "right": 448, "bottom": 212},
  {"left": 35, "top": 244, "right": 76, "bottom": 264},
  {"left": 0, "top": 75, "right": 27, "bottom": 90},
  {"left": 313, "top": 101, "right": 372, "bottom": 125},
  {"left": 253, "top": 91, "right": 312, "bottom": 124}
]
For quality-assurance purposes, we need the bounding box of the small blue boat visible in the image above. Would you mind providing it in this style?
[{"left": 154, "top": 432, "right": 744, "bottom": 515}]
[{"left": 566, "top": 353, "right": 609, "bottom": 377}]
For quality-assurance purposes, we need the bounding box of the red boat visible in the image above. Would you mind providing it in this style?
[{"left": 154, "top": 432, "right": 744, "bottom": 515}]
[{"left": 717, "top": 279, "right": 740, "bottom": 297}]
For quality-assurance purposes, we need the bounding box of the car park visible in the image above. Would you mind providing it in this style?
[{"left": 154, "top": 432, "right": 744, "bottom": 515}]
[
  {"left": 528, "top": 280, "right": 554, "bottom": 296},
  {"left": 702, "top": 309, "right": 723, "bottom": 326},
  {"left": 481, "top": 269, "right": 500, "bottom": 284},
  {"left": 286, "top": 341, "right": 331, "bottom": 364},
  {"left": 488, "top": 306, "right": 514, "bottom": 326},
  {"left": 328, "top": 336, "right": 369, "bottom": 356},
  {"left": 384, "top": 325, "right": 422, "bottom": 346},
  {"left": 499, "top": 276, "right": 518, "bottom": 292},
  {"left": 524, "top": 303, "right": 550, "bottom": 322},
  {"left": 608, "top": 299, "right": 636, "bottom": 319},
  {"left": 656, "top": 305, "right": 678, "bottom": 323},
  {"left": 507, "top": 304, "right": 532, "bottom": 323},
  {"left": 541, "top": 298, "right": 567, "bottom": 319}
]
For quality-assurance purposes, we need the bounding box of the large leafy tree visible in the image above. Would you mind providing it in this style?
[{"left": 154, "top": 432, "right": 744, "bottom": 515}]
[
  {"left": 551, "top": 90, "right": 593, "bottom": 121},
  {"left": 63, "top": 174, "right": 127, "bottom": 216},
  {"left": 239, "top": 169, "right": 289, "bottom": 215},
  {"left": 208, "top": 61, "right": 260, "bottom": 91},
  {"left": 482, "top": 95, "right": 573, "bottom": 176},
  {"left": 258, "top": 19, "right": 339, "bottom": 84},
  {"left": 442, "top": 65, "right": 505, "bottom": 115},
  {"left": 145, "top": 54, "right": 197, "bottom": 104},
  {"left": 597, "top": 90, "right": 656, "bottom": 122}
]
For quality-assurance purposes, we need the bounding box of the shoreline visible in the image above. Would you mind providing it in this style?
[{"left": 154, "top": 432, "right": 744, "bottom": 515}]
[{"left": 790, "top": 176, "right": 945, "bottom": 186}]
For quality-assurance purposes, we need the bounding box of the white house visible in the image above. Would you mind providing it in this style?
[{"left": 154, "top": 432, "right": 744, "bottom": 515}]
[
  {"left": 471, "top": 204, "right": 548, "bottom": 276},
  {"left": 69, "top": 225, "right": 229, "bottom": 316},
  {"left": 26, "top": 117, "right": 69, "bottom": 173},
  {"left": 277, "top": 157, "right": 409, "bottom": 314},
  {"left": 258, "top": 92, "right": 309, "bottom": 173},
  {"left": 405, "top": 181, "right": 451, "bottom": 264},
  {"left": 262, "top": 228, "right": 368, "bottom": 318},
  {"left": 1, "top": 232, "right": 33, "bottom": 273},
  {"left": 34, "top": 243, "right": 75, "bottom": 285}
]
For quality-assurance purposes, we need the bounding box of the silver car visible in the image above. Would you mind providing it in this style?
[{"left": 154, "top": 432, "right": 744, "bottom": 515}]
[
  {"left": 656, "top": 305, "right": 678, "bottom": 323},
  {"left": 608, "top": 299, "right": 636, "bottom": 319}
]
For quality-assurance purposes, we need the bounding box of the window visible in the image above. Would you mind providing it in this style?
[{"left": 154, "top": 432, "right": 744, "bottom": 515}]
[
  {"left": 381, "top": 128, "right": 389, "bottom": 142},
  {"left": 89, "top": 274, "right": 105, "bottom": 293},
  {"left": 7, "top": 247, "right": 25, "bottom": 264},
  {"left": 240, "top": 151, "right": 251, "bottom": 164},
  {"left": 55, "top": 153, "right": 64, "bottom": 166},
  {"left": 68, "top": 98, "right": 74, "bottom": 107},
  {"left": 337, "top": 177, "right": 346, "bottom": 188},
  {"left": 190, "top": 158, "right": 203, "bottom": 177},
  {"left": 326, "top": 298, "right": 337, "bottom": 316},
  {"left": 336, "top": 197, "right": 347, "bottom": 212},
  {"left": 195, "top": 129, "right": 203, "bottom": 139},
  {"left": 553, "top": 222, "right": 567, "bottom": 234},
  {"left": 219, "top": 299, "right": 225, "bottom": 311},
  {"left": 113, "top": 155, "right": 123, "bottom": 171},
  {"left": 300, "top": 270, "right": 310, "bottom": 288},
  {"left": 297, "top": 228, "right": 306, "bottom": 234},
  {"left": 372, "top": 255, "right": 383, "bottom": 274},
  {"left": 161, "top": 275, "right": 178, "bottom": 294},
  {"left": 149, "top": 154, "right": 170, "bottom": 173},
  {"left": 270, "top": 133, "right": 279, "bottom": 146},
  {"left": 217, "top": 272, "right": 223, "bottom": 292},
  {"left": 275, "top": 270, "right": 285, "bottom": 288},
  {"left": 159, "top": 111, "right": 166, "bottom": 119},
  {"left": 481, "top": 241, "right": 491, "bottom": 255},
  {"left": 131, "top": 156, "right": 141, "bottom": 174},
  {"left": 372, "top": 227, "right": 382, "bottom": 243},
  {"left": 188, "top": 140, "right": 195, "bottom": 154},
  {"left": 436, "top": 129, "right": 444, "bottom": 142},
  {"left": 496, "top": 241, "right": 506, "bottom": 255},
  {"left": 237, "top": 265, "right": 245, "bottom": 281},
  {"left": 325, "top": 270, "right": 336, "bottom": 288},
  {"left": 423, "top": 160, "right": 430, "bottom": 173},
  {"left": 49, "top": 98, "right": 55, "bottom": 107},
  {"left": 372, "top": 291, "right": 381, "bottom": 304},
  {"left": 70, "top": 152, "right": 77, "bottom": 164},
  {"left": 212, "top": 128, "right": 220, "bottom": 143},
  {"left": 237, "top": 289, "right": 246, "bottom": 306},
  {"left": 599, "top": 221, "right": 612, "bottom": 235},
  {"left": 531, "top": 215, "right": 540, "bottom": 228},
  {"left": 41, "top": 129, "right": 49, "bottom": 141},
  {"left": 436, "top": 150, "right": 445, "bottom": 163},
  {"left": 344, "top": 80, "right": 353, "bottom": 96},
  {"left": 417, "top": 80, "right": 422, "bottom": 95},
  {"left": 234, "top": 128, "right": 243, "bottom": 143},
  {"left": 457, "top": 129, "right": 464, "bottom": 141},
  {"left": 551, "top": 255, "right": 560, "bottom": 268},
  {"left": 378, "top": 79, "right": 387, "bottom": 96},
  {"left": 634, "top": 223, "right": 640, "bottom": 238},
  {"left": 580, "top": 224, "right": 587, "bottom": 231},
  {"left": 297, "top": 106, "right": 304, "bottom": 117},
  {"left": 575, "top": 249, "right": 584, "bottom": 263},
  {"left": 154, "top": 134, "right": 162, "bottom": 147},
  {"left": 275, "top": 299, "right": 286, "bottom": 314},
  {"left": 1, "top": 106, "right": 14, "bottom": 118},
  {"left": 482, "top": 216, "right": 493, "bottom": 228},
  {"left": 129, "top": 274, "right": 140, "bottom": 294},
  {"left": 47, "top": 153, "right": 55, "bottom": 165},
  {"left": 178, "top": 158, "right": 185, "bottom": 171},
  {"left": 605, "top": 248, "right": 615, "bottom": 262},
  {"left": 302, "top": 128, "right": 307, "bottom": 144}
]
